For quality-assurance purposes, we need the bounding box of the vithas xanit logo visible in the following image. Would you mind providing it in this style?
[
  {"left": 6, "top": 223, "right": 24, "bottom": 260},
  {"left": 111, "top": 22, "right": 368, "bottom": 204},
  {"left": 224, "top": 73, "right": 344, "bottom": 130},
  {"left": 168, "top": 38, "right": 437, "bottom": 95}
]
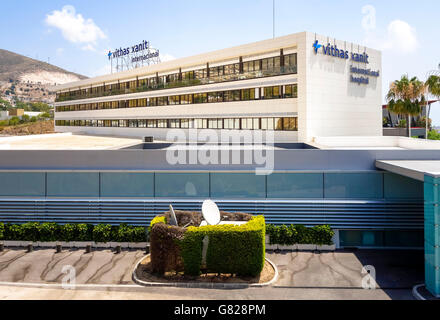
[{"left": 313, "top": 40, "right": 369, "bottom": 64}]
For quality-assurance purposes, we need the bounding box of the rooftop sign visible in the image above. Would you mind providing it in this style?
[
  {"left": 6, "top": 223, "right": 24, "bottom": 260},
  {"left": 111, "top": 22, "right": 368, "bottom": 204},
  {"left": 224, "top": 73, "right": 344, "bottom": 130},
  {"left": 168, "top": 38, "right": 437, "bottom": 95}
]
[{"left": 107, "top": 40, "right": 160, "bottom": 73}]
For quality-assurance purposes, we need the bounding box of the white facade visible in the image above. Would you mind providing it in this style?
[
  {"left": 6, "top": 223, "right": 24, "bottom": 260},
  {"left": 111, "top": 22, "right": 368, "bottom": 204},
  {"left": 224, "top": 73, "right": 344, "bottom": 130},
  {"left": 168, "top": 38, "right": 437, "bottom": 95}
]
[{"left": 53, "top": 31, "right": 382, "bottom": 142}]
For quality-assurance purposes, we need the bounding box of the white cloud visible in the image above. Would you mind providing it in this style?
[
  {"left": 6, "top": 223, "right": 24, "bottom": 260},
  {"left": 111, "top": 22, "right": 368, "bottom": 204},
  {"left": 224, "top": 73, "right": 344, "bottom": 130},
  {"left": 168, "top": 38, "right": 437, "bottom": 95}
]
[
  {"left": 56, "top": 48, "right": 64, "bottom": 55},
  {"left": 45, "top": 5, "right": 106, "bottom": 50},
  {"left": 383, "top": 20, "right": 418, "bottom": 53},
  {"left": 362, "top": 6, "right": 418, "bottom": 55},
  {"left": 160, "top": 53, "right": 176, "bottom": 62}
]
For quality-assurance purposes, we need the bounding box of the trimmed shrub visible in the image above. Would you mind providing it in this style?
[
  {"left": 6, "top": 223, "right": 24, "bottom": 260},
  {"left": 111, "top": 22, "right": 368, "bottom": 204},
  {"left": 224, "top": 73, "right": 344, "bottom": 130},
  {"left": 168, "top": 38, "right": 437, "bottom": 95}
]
[
  {"left": 4, "top": 224, "right": 23, "bottom": 240},
  {"left": 93, "top": 224, "right": 112, "bottom": 243},
  {"left": 150, "top": 222, "right": 185, "bottom": 274},
  {"left": 61, "top": 224, "right": 77, "bottom": 242},
  {"left": 77, "top": 224, "right": 93, "bottom": 241},
  {"left": 295, "top": 225, "right": 313, "bottom": 244},
  {"left": 131, "top": 226, "right": 147, "bottom": 243},
  {"left": 39, "top": 223, "right": 59, "bottom": 242},
  {"left": 0, "top": 222, "right": 4, "bottom": 240},
  {"left": 266, "top": 224, "right": 334, "bottom": 245},
  {"left": 21, "top": 222, "right": 40, "bottom": 242},
  {"left": 311, "top": 225, "right": 334, "bottom": 245},
  {"left": 116, "top": 224, "right": 132, "bottom": 242},
  {"left": 179, "top": 216, "right": 266, "bottom": 277}
]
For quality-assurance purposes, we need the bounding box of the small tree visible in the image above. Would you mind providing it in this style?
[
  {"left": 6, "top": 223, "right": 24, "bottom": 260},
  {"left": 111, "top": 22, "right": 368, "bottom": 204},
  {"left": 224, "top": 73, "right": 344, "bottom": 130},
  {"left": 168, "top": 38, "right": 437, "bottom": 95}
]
[
  {"left": 21, "top": 114, "right": 30, "bottom": 123},
  {"left": 9, "top": 117, "right": 20, "bottom": 126},
  {"left": 30, "top": 116, "right": 37, "bottom": 122}
]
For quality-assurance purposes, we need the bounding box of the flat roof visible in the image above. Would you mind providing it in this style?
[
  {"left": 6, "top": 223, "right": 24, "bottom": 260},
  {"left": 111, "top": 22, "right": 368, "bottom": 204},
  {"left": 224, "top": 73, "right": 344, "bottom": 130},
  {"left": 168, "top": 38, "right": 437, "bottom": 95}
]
[
  {"left": 376, "top": 160, "right": 440, "bottom": 181},
  {"left": 0, "top": 133, "right": 141, "bottom": 150}
]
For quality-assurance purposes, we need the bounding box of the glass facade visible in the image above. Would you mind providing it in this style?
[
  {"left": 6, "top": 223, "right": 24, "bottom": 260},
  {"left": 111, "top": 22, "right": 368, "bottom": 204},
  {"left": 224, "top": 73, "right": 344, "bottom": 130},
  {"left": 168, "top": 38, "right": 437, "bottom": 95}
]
[
  {"left": 56, "top": 84, "right": 297, "bottom": 112},
  {"left": 56, "top": 117, "right": 299, "bottom": 131},
  {"left": 56, "top": 53, "right": 298, "bottom": 102}
]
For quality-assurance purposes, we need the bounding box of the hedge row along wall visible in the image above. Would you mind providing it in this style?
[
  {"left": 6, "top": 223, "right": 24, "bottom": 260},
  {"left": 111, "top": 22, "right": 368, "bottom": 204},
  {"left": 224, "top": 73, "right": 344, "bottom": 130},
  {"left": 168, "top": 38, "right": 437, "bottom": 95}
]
[
  {"left": 0, "top": 222, "right": 146, "bottom": 243},
  {"left": 149, "top": 211, "right": 264, "bottom": 277},
  {"left": 265, "top": 224, "right": 334, "bottom": 245}
]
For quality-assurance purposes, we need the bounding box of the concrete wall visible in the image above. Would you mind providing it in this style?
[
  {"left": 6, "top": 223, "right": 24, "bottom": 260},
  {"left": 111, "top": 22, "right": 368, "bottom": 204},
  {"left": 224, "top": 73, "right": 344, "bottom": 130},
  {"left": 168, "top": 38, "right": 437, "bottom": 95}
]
[{"left": 1, "top": 149, "right": 440, "bottom": 171}]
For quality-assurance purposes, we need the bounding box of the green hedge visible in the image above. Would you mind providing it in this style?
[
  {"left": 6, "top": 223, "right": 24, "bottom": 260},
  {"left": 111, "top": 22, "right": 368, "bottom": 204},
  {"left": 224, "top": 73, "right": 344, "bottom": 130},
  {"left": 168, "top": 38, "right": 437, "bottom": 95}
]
[
  {"left": 179, "top": 216, "right": 266, "bottom": 277},
  {"left": 266, "top": 224, "right": 334, "bottom": 245},
  {"left": 0, "top": 223, "right": 147, "bottom": 243}
]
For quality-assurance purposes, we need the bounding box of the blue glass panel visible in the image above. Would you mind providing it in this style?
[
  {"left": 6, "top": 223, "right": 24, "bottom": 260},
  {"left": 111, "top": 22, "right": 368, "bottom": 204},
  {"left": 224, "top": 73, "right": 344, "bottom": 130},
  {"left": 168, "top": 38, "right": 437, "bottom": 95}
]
[
  {"left": 0, "top": 172, "right": 45, "bottom": 197},
  {"left": 324, "top": 173, "right": 383, "bottom": 199},
  {"left": 100, "top": 173, "right": 154, "bottom": 198},
  {"left": 210, "top": 173, "right": 266, "bottom": 199},
  {"left": 267, "top": 173, "right": 323, "bottom": 198},
  {"left": 47, "top": 172, "right": 99, "bottom": 197},
  {"left": 155, "top": 173, "right": 209, "bottom": 198},
  {"left": 384, "top": 173, "right": 423, "bottom": 199}
]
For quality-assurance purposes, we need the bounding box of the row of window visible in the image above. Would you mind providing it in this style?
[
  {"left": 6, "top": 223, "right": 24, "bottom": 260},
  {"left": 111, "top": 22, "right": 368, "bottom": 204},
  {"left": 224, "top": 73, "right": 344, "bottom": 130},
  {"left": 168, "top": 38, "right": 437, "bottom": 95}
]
[
  {"left": 55, "top": 117, "right": 298, "bottom": 131},
  {"left": 56, "top": 53, "right": 298, "bottom": 102},
  {"left": 56, "top": 84, "right": 298, "bottom": 112}
]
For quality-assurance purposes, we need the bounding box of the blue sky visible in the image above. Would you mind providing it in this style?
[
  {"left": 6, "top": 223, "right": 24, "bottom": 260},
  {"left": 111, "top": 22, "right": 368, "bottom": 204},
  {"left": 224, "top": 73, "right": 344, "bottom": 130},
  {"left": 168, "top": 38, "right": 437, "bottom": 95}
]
[{"left": 1, "top": 0, "right": 439, "bottom": 123}]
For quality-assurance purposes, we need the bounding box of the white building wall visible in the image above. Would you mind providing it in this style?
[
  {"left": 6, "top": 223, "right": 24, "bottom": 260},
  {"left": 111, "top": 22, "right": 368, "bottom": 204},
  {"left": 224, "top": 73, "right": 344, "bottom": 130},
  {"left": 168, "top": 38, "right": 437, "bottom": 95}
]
[{"left": 301, "top": 32, "right": 382, "bottom": 142}]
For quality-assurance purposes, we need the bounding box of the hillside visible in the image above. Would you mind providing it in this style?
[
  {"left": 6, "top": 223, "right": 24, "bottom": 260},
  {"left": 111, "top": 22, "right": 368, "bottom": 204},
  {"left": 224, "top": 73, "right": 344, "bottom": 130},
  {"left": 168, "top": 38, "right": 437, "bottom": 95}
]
[
  {"left": 0, "top": 49, "right": 87, "bottom": 104},
  {"left": 0, "top": 120, "right": 54, "bottom": 136}
]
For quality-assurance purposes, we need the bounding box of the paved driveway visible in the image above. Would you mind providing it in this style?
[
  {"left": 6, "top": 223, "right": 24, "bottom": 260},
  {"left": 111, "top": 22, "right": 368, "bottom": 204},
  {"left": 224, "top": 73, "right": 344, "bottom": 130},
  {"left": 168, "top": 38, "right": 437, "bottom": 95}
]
[
  {"left": 0, "top": 248, "right": 144, "bottom": 284},
  {"left": 0, "top": 248, "right": 424, "bottom": 300},
  {"left": 267, "top": 249, "right": 424, "bottom": 289}
]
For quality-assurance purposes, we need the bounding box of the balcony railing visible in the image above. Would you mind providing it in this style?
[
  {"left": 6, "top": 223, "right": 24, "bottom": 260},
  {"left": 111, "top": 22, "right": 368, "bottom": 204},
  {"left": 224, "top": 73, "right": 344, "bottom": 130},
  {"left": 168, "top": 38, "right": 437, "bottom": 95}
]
[{"left": 55, "top": 66, "right": 298, "bottom": 103}]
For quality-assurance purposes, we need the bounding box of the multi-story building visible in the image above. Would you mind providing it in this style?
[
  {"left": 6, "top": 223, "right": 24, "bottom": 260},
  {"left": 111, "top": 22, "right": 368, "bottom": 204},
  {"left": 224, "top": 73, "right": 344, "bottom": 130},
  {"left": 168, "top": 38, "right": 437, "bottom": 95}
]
[{"left": 53, "top": 31, "right": 382, "bottom": 142}]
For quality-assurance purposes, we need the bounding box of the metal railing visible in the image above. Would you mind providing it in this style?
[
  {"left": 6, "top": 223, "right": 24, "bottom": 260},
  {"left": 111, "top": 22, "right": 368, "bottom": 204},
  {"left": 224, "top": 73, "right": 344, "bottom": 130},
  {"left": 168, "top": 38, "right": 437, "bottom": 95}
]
[{"left": 56, "top": 66, "right": 298, "bottom": 103}]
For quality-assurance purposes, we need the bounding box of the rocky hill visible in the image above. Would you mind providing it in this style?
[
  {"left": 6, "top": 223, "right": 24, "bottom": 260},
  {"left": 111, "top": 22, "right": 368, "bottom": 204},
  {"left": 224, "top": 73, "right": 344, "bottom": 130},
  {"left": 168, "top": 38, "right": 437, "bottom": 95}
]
[{"left": 0, "top": 49, "right": 87, "bottom": 104}]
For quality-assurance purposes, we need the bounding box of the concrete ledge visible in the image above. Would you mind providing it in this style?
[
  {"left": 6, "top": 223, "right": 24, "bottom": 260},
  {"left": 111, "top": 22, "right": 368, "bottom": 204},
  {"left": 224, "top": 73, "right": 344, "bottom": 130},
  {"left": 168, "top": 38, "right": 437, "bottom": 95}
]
[
  {"left": 2, "top": 241, "right": 148, "bottom": 249},
  {"left": 132, "top": 254, "right": 278, "bottom": 289}
]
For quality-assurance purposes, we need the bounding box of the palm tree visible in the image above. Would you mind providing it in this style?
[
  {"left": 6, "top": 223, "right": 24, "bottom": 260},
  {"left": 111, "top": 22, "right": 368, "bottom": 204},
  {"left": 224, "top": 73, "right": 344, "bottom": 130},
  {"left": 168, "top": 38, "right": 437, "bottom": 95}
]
[
  {"left": 424, "top": 75, "right": 440, "bottom": 137},
  {"left": 386, "top": 75, "right": 426, "bottom": 137},
  {"left": 426, "top": 75, "right": 440, "bottom": 98}
]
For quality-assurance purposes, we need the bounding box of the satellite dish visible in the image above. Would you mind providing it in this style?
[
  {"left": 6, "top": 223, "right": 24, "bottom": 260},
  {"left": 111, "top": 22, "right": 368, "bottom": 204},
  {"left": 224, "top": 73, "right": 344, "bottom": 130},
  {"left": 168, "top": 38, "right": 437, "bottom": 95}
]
[
  {"left": 202, "top": 200, "right": 221, "bottom": 226},
  {"left": 169, "top": 204, "right": 178, "bottom": 226}
]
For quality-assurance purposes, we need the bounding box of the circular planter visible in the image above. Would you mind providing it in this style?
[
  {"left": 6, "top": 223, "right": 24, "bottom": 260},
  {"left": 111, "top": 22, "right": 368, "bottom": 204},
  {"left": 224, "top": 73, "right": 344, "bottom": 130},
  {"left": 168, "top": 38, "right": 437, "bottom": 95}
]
[{"left": 132, "top": 254, "right": 279, "bottom": 289}]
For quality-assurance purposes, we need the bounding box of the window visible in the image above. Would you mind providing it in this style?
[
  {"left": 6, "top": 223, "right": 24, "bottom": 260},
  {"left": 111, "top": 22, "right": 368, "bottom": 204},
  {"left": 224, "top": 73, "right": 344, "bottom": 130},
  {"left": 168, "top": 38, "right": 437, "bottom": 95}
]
[
  {"left": 170, "top": 119, "right": 180, "bottom": 128},
  {"left": 241, "top": 118, "right": 253, "bottom": 130},
  {"left": 284, "top": 84, "right": 298, "bottom": 98},
  {"left": 253, "top": 118, "right": 260, "bottom": 130},
  {"left": 274, "top": 118, "right": 283, "bottom": 130},
  {"left": 181, "top": 119, "right": 190, "bottom": 128},
  {"left": 129, "top": 120, "right": 138, "bottom": 128},
  {"left": 263, "top": 86, "right": 281, "bottom": 99},
  {"left": 111, "top": 120, "right": 119, "bottom": 127},
  {"left": 119, "top": 120, "right": 128, "bottom": 127},
  {"left": 147, "top": 120, "right": 156, "bottom": 128},
  {"left": 261, "top": 118, "right": 274, "bottom": 130},
  {"left": 169, "top": 95, "right": 180, "bottom": 105},
  {"left": 137, "top": 99, "right": 147, "bottom": 107},
  {"left": 284, "top": 53, "right": 297, "bottom": 69},
  {"left": 241, "top": 88, "right": 255, "bottom": 101},
  {"left": 157, "top": 119, "right": 168, "bottom": 128},
  {"left": 195, "top": 119, "right": 208, "bottom": 129},
  {"left": 138, "top": 120, "right": 147, "bottom": 128},
  {"left": 283, "top": 118, "right": 297, "bottom": 131},
  {"left": 194, "top": 93, "right": 207, "bottom": 104}
]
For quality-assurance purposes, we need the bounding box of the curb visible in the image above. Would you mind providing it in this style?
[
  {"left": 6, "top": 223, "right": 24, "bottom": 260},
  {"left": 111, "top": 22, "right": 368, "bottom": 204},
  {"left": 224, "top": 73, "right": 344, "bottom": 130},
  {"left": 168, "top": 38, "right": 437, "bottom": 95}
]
[
  {"left": 412, "top": 284, "right": 427, "bottom": 300},
  {"left": 132, "top": 254, "right": 279, "bottom": 289}
]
